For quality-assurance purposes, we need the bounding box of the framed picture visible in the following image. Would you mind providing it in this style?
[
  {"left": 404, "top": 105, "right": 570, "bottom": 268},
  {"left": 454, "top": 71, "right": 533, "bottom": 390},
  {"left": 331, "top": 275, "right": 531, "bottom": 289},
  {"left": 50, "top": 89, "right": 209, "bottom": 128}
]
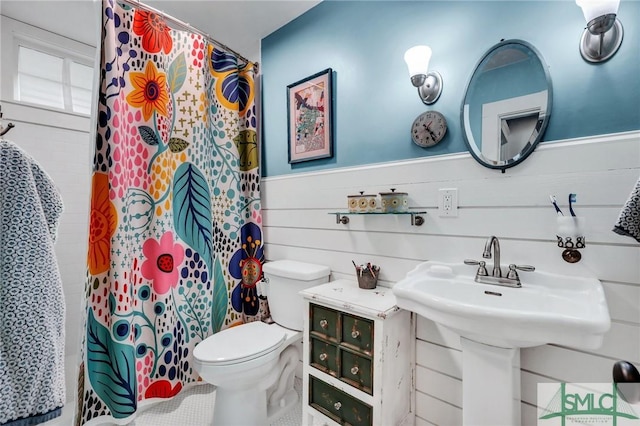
[{"left": 287, "top": 68, "right": 333, "bottom": 163}]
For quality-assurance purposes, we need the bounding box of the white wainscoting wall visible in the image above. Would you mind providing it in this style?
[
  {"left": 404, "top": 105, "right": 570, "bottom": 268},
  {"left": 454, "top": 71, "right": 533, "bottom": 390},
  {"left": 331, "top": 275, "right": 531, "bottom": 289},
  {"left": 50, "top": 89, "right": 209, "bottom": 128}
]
[{"left": 262, "top": 131, "right": 640, "bottom": 425}]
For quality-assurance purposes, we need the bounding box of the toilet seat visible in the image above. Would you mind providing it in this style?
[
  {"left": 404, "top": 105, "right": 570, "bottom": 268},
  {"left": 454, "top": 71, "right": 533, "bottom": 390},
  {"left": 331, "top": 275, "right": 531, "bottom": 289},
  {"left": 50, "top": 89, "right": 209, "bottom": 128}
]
[{"left": 193, "top": 321, "right": 286, "bottom": 366}]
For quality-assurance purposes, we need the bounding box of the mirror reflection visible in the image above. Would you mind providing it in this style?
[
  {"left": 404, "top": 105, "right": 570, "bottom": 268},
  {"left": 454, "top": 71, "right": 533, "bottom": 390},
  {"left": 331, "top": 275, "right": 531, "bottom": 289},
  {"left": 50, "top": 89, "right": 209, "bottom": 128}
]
[{"left": 462, "top": 39, "right": 552, "bottom": 171}]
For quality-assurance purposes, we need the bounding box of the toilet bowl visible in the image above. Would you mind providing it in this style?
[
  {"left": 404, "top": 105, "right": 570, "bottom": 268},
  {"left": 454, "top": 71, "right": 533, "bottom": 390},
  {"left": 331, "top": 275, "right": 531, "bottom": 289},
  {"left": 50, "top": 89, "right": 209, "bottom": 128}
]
[
  {"left": 193, "top": 321, "right": 300, "bottom": 425},
  {"left": 193, "top": 259, "right": 330, "bottom": 426}
]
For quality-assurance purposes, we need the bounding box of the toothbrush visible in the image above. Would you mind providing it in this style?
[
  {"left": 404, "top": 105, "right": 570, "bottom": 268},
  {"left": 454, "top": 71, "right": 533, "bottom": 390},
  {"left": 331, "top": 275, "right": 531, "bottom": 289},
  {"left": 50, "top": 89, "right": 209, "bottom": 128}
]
[
  {"left": 549, "top": 195, "right": 564, "bottom": 216},
  {"left": 568, "top": 193, "right": 577, "bottom": 216}
]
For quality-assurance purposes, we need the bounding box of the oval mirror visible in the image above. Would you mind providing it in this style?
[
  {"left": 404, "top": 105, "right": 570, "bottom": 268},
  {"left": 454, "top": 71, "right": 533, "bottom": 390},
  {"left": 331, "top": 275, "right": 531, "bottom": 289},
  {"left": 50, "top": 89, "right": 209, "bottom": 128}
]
[{"left": 461, "top": 39, "right": 552, "bottom": 171}]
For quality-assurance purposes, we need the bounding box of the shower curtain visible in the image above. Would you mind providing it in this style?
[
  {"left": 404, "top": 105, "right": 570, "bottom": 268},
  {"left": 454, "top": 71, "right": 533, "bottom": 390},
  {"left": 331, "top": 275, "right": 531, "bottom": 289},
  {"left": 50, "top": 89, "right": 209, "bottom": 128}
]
[{"left": 76, "top": 1, "right": 265, "bottom": 423}]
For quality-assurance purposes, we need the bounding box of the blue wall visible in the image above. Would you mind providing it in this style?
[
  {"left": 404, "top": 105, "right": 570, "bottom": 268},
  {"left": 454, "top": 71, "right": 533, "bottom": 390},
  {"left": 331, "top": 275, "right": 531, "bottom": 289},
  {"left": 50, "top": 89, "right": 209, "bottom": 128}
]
[{"left": 261, "top": 1, "right": 640, "bottom": 177}]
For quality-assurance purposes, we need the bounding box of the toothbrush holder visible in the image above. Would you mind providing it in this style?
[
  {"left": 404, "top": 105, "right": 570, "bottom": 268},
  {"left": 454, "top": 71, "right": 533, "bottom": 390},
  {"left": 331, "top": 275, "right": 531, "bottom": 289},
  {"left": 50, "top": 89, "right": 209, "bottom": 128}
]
[
  {"left": 556, "top": 216, "right": 586, "bottom": 249},
  {"left": 556, "top": 217, "right": 586, "bottom": 263}
]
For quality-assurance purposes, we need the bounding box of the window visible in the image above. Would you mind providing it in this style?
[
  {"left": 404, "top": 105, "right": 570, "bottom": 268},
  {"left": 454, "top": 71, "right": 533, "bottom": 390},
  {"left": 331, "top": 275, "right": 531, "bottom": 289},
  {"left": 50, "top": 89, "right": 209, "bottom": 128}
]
[
  {"left": 70, "top": 61, "right": 94, "bottom": 115},
  {"left": 16, "top": 45, "right": 94, "bottom": 115}
]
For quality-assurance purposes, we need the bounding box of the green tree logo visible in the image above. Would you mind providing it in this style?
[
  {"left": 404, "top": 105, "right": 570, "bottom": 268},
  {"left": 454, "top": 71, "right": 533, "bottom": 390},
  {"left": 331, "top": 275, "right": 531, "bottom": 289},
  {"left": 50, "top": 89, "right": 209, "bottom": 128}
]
[{"left": 539, "top": 383, "right": 639, "bottom": 425}]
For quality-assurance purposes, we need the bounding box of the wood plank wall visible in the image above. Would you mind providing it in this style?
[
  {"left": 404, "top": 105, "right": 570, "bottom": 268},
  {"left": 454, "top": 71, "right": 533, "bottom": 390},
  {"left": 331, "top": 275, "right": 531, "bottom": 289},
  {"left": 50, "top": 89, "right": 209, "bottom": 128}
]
[{"left": 262, "top": 131, "right": 640, "bottom": 425}]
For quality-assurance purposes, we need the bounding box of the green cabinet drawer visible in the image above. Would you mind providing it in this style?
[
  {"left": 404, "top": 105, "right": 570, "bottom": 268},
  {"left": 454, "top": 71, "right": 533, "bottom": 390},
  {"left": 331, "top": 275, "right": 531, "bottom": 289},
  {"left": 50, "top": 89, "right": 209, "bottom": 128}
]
[
  {"left": 311, "top": 304, "right": 339, "bottom": 341},
  {"left": 341, "top": 313, "right": 373, "bottom": 354},
  {"left": 310, "top": 337, "right": 339, "bottom": 376},
  {"left": 309, "top": 376, "right": 373, "bottom": 426},
  {"left": 340, "top": 349, "right": 373, "bottom": 394}
]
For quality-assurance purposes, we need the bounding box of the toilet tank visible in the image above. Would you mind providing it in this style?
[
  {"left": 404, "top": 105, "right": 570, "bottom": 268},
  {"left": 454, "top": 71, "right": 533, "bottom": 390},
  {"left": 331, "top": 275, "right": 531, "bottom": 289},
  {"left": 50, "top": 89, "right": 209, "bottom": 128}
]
[{"left": 263, "top": 260, "right": 330, "bottom": 331}]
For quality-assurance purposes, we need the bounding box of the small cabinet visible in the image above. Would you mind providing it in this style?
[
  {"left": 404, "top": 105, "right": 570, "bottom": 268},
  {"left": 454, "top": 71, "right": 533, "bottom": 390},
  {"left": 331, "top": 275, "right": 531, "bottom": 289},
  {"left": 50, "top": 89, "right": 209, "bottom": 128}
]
[{"left": 301, "top": 280, "right": 415, "bottom": 426}]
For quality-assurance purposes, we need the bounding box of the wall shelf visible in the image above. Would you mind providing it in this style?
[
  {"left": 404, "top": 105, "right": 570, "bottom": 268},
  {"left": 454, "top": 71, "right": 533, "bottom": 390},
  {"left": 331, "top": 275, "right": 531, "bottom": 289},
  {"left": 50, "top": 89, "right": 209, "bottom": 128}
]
[{"left": 330, "top": 211, "right": 426, "bottom": 226}]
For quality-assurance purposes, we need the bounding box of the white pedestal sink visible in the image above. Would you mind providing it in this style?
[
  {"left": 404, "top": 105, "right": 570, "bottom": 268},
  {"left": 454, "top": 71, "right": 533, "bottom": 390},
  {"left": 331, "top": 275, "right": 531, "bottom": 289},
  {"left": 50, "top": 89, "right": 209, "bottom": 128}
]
[{"left": 392, "top": 261, "right": 611, "bottom": 426}]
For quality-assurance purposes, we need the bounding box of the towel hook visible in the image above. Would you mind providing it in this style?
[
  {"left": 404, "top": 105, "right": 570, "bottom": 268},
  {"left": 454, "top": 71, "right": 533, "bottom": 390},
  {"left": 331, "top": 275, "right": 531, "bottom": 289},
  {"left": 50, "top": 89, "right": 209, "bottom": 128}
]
[{"left": 0, "top": 104, "right": 15, "bottom": 136}]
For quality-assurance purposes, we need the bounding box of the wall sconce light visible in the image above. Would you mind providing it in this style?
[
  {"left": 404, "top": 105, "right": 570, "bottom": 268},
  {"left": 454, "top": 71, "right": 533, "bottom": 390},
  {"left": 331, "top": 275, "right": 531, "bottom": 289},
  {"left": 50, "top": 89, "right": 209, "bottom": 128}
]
[
  {"left": 576, "top": 0, "right": 624, "bottom": 63},
  {"left": 404, "top": 45, "right": 443, "bottom": 104}
]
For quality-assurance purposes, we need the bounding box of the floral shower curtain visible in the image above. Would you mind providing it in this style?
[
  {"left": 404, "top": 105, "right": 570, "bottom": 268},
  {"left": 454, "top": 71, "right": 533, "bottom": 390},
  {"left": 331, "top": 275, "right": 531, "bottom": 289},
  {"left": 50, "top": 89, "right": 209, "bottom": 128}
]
[{"left": 76, "top": 1, "right": 265, "bottom": 424}]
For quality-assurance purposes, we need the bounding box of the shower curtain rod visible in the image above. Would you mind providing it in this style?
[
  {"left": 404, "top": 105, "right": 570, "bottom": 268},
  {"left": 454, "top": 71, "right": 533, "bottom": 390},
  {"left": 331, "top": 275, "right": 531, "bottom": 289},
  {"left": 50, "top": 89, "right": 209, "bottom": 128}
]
[{"left": 118, "top": 0, "right": 254, "bottom": 66}]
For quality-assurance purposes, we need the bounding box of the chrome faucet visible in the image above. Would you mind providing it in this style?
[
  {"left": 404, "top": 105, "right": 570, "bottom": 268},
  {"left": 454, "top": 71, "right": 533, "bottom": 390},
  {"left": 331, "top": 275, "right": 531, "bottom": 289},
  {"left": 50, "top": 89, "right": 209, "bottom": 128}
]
[
  {"left": 483, "top": 235, "right": 501, "bottom": 277},
  {"left": 464, "top": 235, "right": 535, "bottom": 288}
]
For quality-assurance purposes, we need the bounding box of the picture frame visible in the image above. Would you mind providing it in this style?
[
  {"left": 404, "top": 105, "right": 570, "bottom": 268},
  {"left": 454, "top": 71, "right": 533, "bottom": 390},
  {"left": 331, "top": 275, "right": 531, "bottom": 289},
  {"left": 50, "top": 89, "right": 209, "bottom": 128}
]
[{"left": 287, "top": 68, "right": 333, "bottom": 164}]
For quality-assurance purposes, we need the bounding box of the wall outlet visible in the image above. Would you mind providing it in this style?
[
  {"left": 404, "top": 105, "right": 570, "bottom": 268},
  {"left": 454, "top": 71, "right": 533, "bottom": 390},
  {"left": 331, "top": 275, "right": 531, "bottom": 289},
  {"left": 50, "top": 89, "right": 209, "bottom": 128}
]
[{"left": 438, "top": 188, "right": 458, "bottom": 217}]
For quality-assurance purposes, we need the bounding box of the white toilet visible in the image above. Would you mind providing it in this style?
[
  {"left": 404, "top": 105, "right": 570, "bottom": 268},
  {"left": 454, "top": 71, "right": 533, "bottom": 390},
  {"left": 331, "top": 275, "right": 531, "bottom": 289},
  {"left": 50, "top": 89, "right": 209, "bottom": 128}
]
[{"left": 193, "top": 259, "right": 330, "bottom": 426}]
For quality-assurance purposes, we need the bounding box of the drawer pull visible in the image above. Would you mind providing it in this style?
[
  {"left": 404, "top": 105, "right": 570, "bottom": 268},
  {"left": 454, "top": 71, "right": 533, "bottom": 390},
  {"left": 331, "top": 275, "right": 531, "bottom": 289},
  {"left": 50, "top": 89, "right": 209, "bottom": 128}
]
[
  {"left": 319, "top": 319, "right": 328, "bottom": 329},
  {"left": 350, "top": 366, "right": 359, "bottom": 375},
  {"left": 319, "top": 352, "right": 328, "bottom": 361},
  {"left": 334, "top": 402, "right": 342, "bottom": 411},
  {"left": 351, "top": 329, "right": 360, "bottom": 339}
]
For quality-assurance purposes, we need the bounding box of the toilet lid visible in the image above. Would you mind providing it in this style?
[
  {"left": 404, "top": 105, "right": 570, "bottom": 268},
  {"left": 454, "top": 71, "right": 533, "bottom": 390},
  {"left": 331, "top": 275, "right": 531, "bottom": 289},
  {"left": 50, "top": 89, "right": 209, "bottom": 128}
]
[{"left": 194, "top": 321, "right": 286, "bottom": 365}]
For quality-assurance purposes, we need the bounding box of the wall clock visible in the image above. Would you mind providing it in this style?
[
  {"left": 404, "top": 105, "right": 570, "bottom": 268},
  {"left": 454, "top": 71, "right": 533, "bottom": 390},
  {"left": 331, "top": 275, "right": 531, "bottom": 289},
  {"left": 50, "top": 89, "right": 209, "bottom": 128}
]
[{"left": 411, "top": 110, "right": 447, "bottom": 148}]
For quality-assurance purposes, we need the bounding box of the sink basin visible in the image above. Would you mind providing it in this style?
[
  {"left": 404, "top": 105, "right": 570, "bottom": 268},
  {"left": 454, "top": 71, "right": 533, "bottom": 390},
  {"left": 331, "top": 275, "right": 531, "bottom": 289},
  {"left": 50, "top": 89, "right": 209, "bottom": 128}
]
[
  {"left": 392, "top": 261, "right": 611, "bottom": 349},
  {"left": 394, "top": 260, "right": 611, "bottom": 425}
]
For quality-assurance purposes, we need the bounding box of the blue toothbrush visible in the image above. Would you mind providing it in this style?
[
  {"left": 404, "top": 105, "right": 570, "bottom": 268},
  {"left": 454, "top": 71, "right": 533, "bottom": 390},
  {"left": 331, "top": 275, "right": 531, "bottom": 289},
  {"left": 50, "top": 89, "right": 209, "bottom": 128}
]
[{"left": 568, "top": 193, "right": 577, "bottom": 216}]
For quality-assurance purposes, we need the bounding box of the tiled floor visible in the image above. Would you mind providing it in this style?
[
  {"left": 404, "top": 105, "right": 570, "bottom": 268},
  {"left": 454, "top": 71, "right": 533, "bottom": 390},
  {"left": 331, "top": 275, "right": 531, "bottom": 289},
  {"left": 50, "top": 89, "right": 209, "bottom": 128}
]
[{"left": 130, "top": 384, "right": 217, "bottom": 426}]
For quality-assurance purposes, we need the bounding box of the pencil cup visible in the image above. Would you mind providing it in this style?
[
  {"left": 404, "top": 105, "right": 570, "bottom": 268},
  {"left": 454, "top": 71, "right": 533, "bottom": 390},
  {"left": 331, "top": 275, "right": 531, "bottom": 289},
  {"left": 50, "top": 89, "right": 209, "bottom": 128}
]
[
  {"left": 353, "top": 263, "right": 380, "bottom": 290},
  {"left": 357, "top": 273, "right": 378, "bottom": 290}
]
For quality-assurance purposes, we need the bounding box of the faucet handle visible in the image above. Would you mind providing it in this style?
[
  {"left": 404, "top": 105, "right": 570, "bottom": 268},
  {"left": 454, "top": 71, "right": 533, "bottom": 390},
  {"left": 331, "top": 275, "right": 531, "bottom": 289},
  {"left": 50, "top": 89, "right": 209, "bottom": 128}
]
[
  {"left": 506, "top": 264, "right": 535, "bottom": 279},
  {"left": 511, "top": 264, "right": 535, "bottom": 272},
  {"left": 464, "top": 259, "right": 488, "bottom": 276}
]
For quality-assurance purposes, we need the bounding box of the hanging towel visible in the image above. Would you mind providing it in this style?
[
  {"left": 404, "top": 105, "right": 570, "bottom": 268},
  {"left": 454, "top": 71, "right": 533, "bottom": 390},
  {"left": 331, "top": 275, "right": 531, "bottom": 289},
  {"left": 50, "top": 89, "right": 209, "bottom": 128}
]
[
  {"left": 613, "top": 177, "right": 640, "bottom": 243},
  {"left": 0, "top": 140, "right": 65, "bottom": 426}
]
